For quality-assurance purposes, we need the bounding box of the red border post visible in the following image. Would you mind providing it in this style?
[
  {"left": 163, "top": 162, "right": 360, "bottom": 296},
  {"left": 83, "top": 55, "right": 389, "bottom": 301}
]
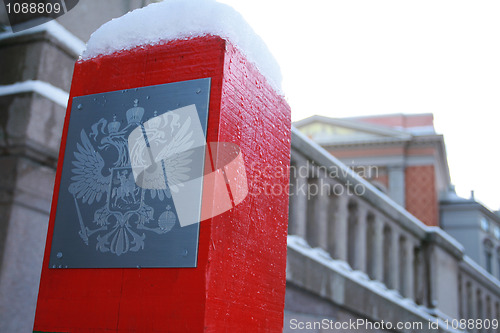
[{"left": 34, "top": 36, "right": 291, "bottom": 332}]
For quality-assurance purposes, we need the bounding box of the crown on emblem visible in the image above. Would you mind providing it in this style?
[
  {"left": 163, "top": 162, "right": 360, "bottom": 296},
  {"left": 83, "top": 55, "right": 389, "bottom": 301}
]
[
  {"left": 147, "top": 111, "right": 161, "bottom": 129},
  {"left": 108, "top": 115, "right": 121, "bottom": 133},
  {"left": 126, "top": 99, "right": 144, "bottom": 124}
]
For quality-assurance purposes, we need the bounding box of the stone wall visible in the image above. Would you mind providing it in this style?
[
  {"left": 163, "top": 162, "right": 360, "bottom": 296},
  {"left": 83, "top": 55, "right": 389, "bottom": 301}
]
[{"left": 0, "top": 27, "right": 75, "bottom": 332}]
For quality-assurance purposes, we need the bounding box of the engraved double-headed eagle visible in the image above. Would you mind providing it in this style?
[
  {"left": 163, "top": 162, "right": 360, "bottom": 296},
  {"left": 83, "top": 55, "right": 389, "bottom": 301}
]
[{"left": 68, "top": 100, "right": 194, "bottom": 256}]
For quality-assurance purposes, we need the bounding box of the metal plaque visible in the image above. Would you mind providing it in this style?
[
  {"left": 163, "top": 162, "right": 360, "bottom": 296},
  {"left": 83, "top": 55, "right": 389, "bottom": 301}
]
[{"left": 49, "top": 78, "right": 211, "bottom": 268}]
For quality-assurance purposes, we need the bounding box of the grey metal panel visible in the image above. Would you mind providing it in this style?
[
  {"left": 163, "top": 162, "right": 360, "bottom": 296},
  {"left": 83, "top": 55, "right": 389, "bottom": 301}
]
[{"left": 49, "top": 78, "right": 210, "bottom": 268}]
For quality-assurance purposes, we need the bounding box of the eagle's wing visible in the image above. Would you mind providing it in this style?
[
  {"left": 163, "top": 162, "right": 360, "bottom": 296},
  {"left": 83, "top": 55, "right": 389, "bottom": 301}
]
[
  {"left": 156, "top": 117, "right": 194, "bottom": 160},
  {"left": 68, "top": 129, "right": 111, "bottom": 205},
  {"left": 155, "top": 117, "right": 195, "bottom": 192}
]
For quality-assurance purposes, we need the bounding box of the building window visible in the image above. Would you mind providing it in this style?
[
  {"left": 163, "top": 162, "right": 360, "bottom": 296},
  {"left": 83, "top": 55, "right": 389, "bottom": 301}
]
[
  {"left": 484, "top": 239, "right": 493, "bottom": 274},
  {"left": 485, "top": 251, "right": 493, "bottom": 274},
  {"left": 480, "top": 217, "right": 490, "bottom": 232},
  {"left": 494, "top": 225, "right": 500, "bottom": 240}
]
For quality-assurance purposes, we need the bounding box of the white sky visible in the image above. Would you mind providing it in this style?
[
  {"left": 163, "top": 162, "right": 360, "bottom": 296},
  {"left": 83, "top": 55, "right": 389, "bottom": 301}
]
[{"left": 220, "top": 0, "right": 500, "bottom": 211}]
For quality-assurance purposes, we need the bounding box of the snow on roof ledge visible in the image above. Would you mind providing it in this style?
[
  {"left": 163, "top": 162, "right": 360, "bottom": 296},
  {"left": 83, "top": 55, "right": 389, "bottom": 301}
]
[{"left": 82, "top": 0, "right": 283, "bottom": 94}]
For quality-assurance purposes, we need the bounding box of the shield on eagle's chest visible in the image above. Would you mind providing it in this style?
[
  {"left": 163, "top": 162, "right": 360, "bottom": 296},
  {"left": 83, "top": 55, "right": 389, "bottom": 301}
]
[
  {"left": 48, "top": 78, "right": 210, "bottom": 268},
  {"left": 108, "top": 167, "right": 143, "bottom": 213}
]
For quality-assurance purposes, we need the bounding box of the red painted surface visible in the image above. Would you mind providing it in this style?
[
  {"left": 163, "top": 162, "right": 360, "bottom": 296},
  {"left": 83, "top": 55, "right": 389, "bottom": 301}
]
[
  {"left": 205, "top": 41, "right": 290, "bottom": 331},
  {"left": 34, "top": 36, "right": 291, "bottom": 332}
]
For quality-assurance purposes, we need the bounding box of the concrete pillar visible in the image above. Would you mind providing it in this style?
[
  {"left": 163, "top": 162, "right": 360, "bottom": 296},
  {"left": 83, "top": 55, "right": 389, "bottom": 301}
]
[
  {"left": 388, "top": 165, "right": 405, "bottom": 207},
  {"left": 459, "top": 276, "right": 467, "bottom": 320},
  {"left": 373, "top": 216, "right": 384, "bottom": 282},
  {"left": 315, "top": 181, "right": 329, "bottom": 250},
  {"left": 426, "top": 244, "right": 439, "bottom": 309},
  {"left": 470, "top": 285, "right": 478, "bottom": 322},
  {"left": 413, "top": 246, "right": 425, "bottom": 305},
  {"left": 364, "top": 213, "right": 375, "bottom": 279},
  {"left": 306, "top": 177, "right": 317, "bottom": 246},
  {"left": 305, "top": 177, "right": 328, "bottom": 249},
  {"left": 495, "top": 250, "right": 500, "bottom": 282},
  {"left": 485, "top": 296, "right": 493, "bottom": 333},
  {"left": 496, "top": 302, "right": 500, "bottom": 329},
  {"left": 329, "top": 193, "right": 349, "bottom": 261},
  {"left": 354, "top": 205, "right": 367, "bottom": 272},
  {"left": 306, "top": 175, "right": 330, "bottom": 250},
  {"left": 404, "top": 239, "right": 414, "bottom": 299},
  {"left": 347, "top": 201, "right": 357, "bottom": 268},
  {"left": 476, "top": 290, "right": 483, "bottom": 333},
  {"left": 390, "top": 229, "right": 400, "bottom": 291},
  {"left": 289, "top": 159, "right": 307, "bottom": 239},
  {"left": 496, "top": 303, "right": 500, "bottom": 328}
]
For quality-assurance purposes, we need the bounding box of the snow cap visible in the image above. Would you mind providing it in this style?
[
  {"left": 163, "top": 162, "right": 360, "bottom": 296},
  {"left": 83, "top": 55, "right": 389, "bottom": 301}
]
[{"left": 83, "top": 0, "right": 282, "bottom": 94}]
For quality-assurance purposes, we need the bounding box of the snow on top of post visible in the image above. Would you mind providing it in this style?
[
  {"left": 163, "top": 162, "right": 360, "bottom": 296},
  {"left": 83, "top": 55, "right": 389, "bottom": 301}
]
[{"left": 82, "top": 0, "right": 282, "bottom": 94}]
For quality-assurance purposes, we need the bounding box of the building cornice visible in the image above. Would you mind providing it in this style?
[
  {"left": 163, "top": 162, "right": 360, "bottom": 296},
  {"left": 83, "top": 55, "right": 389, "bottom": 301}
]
[
  {"left": 293, "top": 115, "right": 412, "bottom": 140},
  {"left": 0, "top": 80, "right": 69, "bottom": 107},
  {"left": 0, "top": 21, "right": 85, "bottom": 58},
  {"left": 440, "top": 200, "right": 500, "bottom": 225}
]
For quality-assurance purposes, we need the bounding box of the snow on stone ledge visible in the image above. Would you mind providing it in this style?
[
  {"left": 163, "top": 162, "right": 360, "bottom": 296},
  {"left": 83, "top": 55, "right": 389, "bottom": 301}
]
[
  {"left": 82, "top": 0, "right": 282, "bottom": 94},
  {"left": 0, "top": 21, "right": 85, "bottom": 57}
]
